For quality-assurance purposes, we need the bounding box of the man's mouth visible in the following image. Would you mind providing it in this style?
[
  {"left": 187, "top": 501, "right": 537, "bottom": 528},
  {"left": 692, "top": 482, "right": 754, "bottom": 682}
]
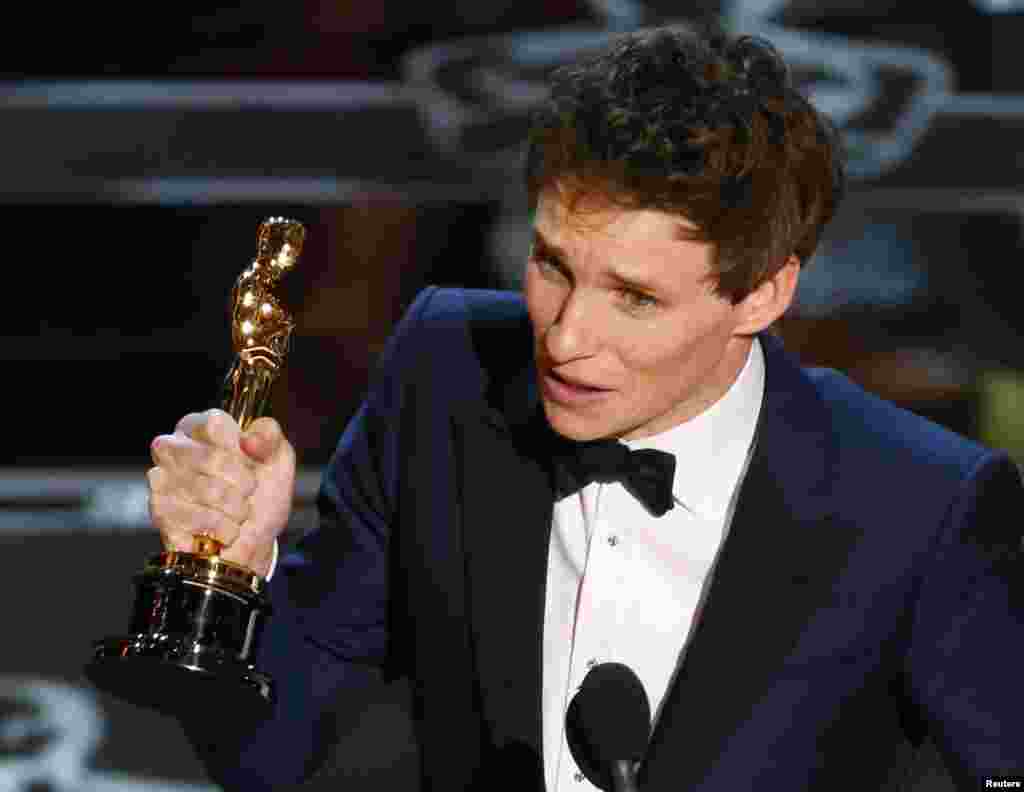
[
  {"left": 550, "top": 372, "right": 607, "bottom": 391},
  {"left": 543, "top": 370, "right": 613, "bottom": 403}
]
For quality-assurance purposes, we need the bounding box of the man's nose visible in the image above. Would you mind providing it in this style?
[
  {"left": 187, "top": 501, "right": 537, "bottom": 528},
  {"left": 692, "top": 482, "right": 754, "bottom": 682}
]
[{"left": 545, "top": 290, "right": 598, "bottom": 360}]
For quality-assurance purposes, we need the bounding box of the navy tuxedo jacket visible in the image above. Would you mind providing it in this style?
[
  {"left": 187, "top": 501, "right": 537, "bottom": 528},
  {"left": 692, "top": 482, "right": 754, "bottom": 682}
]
[{"left": 193, "top": 287, "right": 1024, "bottom": 791}]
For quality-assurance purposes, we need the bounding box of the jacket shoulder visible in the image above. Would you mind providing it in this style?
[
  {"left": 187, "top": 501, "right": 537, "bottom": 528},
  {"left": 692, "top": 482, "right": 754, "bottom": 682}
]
[
  {"left": 394, "top": 287, "right": 534, "bottom": 397},
  {"left": 410, "top": 286, "right": 529, "bottom": 333},
  {"left": 806, "top": 365, "right": 992, "bottom": 480}
]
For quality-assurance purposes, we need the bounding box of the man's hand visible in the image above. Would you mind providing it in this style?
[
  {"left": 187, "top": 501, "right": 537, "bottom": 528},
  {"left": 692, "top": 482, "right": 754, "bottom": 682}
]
[{"left": 147, "top": 408, "right": 296, "bottom": 578}]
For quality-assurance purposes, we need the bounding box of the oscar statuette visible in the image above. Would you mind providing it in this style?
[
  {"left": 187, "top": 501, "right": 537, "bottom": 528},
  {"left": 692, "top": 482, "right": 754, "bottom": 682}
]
[{"left": 86, "top": 217, "right": 306, "bottom": 718}]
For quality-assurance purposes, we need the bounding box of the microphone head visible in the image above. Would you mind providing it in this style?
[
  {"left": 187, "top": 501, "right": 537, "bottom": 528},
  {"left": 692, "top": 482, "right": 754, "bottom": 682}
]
[{"left": 565, "top": 662, "right": 651, "bottom": 790}]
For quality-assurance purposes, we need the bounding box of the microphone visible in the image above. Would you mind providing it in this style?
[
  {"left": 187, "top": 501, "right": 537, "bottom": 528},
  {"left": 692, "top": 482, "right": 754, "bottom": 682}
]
[{"left": 565, "top": 662, "right": 651, "bottom": 792}]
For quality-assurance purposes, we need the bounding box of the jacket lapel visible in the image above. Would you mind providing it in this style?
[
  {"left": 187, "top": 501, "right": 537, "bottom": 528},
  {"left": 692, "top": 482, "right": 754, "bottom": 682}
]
[
  {"left": 640, "top": 332, "right": 856, "bottom": 789},
  {"left": 454, "top": 364, "right": 555, "bottom": 763}
]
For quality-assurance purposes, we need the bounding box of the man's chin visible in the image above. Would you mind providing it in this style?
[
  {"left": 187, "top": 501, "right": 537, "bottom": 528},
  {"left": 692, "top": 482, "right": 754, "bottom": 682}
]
[{"left": 541, "top": 400, "right": 621, "bottom": 442}]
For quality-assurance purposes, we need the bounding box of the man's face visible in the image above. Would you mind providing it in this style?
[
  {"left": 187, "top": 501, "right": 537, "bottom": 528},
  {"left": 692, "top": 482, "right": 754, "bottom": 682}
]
[{"left": 524, "top": 188, "right": 757, "bottom": 442}]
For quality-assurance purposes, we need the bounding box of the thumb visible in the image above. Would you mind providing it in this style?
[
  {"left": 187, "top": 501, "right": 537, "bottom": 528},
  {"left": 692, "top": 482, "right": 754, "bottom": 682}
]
[{"left": 240, "top": 417, "right": 286, "bottom": 464}]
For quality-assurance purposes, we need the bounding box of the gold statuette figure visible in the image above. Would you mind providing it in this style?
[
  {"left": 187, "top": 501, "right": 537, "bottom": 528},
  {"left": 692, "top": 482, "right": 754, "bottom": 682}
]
[
  {"left": 86, "top": 217, "right": 306, "bottom": 717},
  {"left": 223, "top": 218, "right": 304, "bottom": 430}
]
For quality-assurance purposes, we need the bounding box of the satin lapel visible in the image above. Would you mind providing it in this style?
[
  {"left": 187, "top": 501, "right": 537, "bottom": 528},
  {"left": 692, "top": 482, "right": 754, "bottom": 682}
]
[
  {"left": 640, "top": 332, "right": 857, "bottom": 790},
  {"left": 454, "top": 396, "right": 556, "bottom": 758}
]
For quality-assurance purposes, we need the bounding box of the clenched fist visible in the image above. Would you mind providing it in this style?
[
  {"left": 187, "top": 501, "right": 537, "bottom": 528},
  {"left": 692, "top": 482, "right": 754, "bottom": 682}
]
[{"left": 147, "top": 408, "right": 296, "bottom": 578}]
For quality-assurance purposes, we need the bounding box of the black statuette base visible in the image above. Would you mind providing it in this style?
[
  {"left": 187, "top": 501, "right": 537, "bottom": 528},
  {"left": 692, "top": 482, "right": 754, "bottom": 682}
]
[{"left": 86, "top": 556, "right": 274, "bottom": 720}]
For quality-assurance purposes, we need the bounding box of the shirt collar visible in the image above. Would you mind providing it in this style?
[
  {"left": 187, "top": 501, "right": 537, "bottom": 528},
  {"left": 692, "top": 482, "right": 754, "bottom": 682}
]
[{"left": 623, "top": 337, "right": 765, "bottom": 519}]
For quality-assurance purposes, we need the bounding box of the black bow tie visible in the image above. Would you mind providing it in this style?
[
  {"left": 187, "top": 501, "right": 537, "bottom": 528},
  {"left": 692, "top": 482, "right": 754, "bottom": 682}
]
[{"left": 552, "top": 439, "right": 677, "bottom": 517}]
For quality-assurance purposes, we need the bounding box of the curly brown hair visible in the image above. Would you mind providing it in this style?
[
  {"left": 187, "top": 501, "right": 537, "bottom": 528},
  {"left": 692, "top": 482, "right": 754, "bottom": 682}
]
[{"left": 525, "top": 26, "right": 846, "bottom": 303}]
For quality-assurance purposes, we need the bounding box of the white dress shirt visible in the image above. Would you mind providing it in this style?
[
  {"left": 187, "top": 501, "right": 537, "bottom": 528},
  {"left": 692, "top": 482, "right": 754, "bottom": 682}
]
[{"left": 541, "top": 337, "right": 765, "bottom": 791}]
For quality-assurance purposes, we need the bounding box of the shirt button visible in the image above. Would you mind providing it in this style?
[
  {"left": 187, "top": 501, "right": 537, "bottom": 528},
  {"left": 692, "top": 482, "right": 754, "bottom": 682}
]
[
  {"left": 574, "top": 771, "right": 584, "bottom": 782},
  {"left": 607, "top": 535, "right": 619, "bottom": 547}
]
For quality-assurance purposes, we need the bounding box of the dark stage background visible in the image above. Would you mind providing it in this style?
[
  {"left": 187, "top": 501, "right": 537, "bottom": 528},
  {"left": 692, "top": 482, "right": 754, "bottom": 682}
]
[{"left": 5, "top": 1, "right": 1024, "bottom": 789}]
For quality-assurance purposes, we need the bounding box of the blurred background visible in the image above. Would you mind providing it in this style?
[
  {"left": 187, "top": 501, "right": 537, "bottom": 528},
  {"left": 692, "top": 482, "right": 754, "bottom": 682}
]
[{"left": 4, "top": 0, "right": 1024, "bottom": 789}]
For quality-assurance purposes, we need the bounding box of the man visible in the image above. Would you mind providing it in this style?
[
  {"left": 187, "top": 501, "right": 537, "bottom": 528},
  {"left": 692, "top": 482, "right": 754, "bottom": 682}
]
[{"left": 149, "top": 26, "right": 1024, "bottom": 790}]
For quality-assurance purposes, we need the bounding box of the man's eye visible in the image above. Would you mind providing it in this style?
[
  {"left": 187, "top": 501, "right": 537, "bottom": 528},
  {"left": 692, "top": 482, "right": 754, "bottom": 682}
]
[
  {"left": 620, "top": 289, "right": 658, "bottom": 309},
  {"left": 533, "top": 253, "right": 561, "bottom": 274}
]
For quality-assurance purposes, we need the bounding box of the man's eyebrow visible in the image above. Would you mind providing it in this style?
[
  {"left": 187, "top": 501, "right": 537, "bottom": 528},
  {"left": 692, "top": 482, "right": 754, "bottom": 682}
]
[
  {"left": 533, "top": 228, "right": 661, "bottom": 293},
  {"left": 606, "top": 270, "right": 660, "bottom": 293}
]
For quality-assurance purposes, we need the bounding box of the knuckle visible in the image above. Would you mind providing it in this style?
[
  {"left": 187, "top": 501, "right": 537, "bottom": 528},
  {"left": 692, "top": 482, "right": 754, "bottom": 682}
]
[
  {"left": 201, "top": 475, "right": 227, "bottom": 505},
  {"left": 164, "top": 438, "right": 202, "bottom": 475},
  {"left": 192, "top": 441, "right": 218, "bottom": 471},
  {"left": 217, "top": 452, "right": 244, "bottom": 481},
  {"left": 237, "top": 469, "right": 258, "bottom": 497},
  {"left": 146, "top": 466, "right": 165, "bottom": 491},
  {"left": 209, "top": 480, "right": 246, "bottom": 522},
  {"left": 147, "top": 495, "right": 162, "bottom": 525},
  {"left": 205, "top": 410, "right": 239, "bottom": 447},
  {"left": 175, "top": 412, "right": 201, "bottom": 434},
  {"left": 205, "top": 410, "right": 226, "bottom": 437},
  {"left": 217, "top": 483, "right": 244, "bottom": 515},
  {"left": 148, "top": 494, "right": 175, "bottom": 532},
  {"left": 148, "top": 489, "right": 167, "bottom": 512},
  {"left": 150, "top": 436, "right": 171, "bottom": 465},
  {"left": 233, "top": 494, "right": 252, "bottom": 522},
  {"left": 206, "top": 447, "right": 241, "bottom": 481},
  {"left": 230, "top": 463, "right": 257, "bottom": 495}
]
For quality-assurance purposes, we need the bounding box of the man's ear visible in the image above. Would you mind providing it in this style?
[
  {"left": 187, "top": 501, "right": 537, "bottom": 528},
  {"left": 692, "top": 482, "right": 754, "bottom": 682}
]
[{"left": 734, "top": 255, "right": 801, "bottom": 335}]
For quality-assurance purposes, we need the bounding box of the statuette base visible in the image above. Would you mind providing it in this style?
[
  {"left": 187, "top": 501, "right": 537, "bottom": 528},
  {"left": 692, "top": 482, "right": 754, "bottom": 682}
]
[{"left": 86, "top": 551, "right": 274, "bottom": 718}]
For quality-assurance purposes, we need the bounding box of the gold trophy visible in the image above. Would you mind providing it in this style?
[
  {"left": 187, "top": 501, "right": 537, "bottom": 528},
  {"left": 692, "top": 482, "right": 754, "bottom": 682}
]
[{"left": 86, "top": 217, "right": 305, "bottom": 718}]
